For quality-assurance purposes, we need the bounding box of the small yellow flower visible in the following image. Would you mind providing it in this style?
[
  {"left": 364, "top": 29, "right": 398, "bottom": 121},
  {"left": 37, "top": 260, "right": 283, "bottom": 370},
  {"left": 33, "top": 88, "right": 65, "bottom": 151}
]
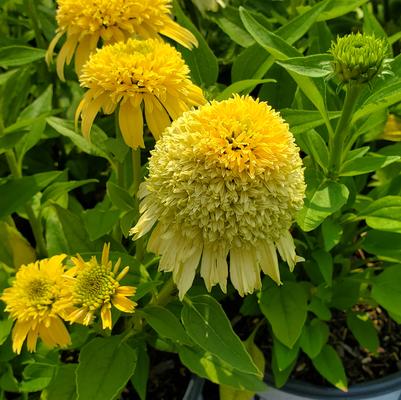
[
  {"left": 46, "top": 0, "right": 197, "bottom": 80},
  {"left": 64, "top": 244, "right": 137, "bottom": 330},
  {"left": 76, "top": 38, "right": 205, "bottom": 149},
  {"left": 131, "top": 96, "right": 306, "bottom": 298},
  {"left": 380, "top": 114, "right": 401, "bottom": 141},
  {"left": 0, "top": 256, "right": 71, "bottom": 354}
]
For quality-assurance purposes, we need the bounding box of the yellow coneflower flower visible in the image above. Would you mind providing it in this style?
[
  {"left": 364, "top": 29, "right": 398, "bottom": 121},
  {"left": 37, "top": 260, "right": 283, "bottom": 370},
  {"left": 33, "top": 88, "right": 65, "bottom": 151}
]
[
  {"left": 0, "top": 256, "right": 71, "bottom": 354},
  {"left": 63, "top": 244, "right": 137, "bottom": 330},
  {"left": 75, "top": 38, "right": 205, "bottom": 149},
  {"left": 46, "top": 0, "right": 197, "bottom": 80},
  {"left": 131, "top": 96, "right": 306, "bottom": 298}
]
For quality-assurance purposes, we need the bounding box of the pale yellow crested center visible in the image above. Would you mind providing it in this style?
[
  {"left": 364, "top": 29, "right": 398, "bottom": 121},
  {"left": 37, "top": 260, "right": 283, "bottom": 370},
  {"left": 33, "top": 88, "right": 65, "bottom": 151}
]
[
  {"left": 56, "top": 0, "right": 171, "bottom": 33},
  {"left": 80, "top": 39, "right": 190, "bottom": 103},
  {"left": 73, "top": 265, "right": 119, "bottom": 310},
  {"left": 142, "top": 96, "right": 305, "bottom": 245}
]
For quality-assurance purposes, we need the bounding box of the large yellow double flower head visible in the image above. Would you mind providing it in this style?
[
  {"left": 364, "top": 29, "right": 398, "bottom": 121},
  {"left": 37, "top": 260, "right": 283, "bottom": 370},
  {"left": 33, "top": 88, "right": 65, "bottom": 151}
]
[
  {"left": 47, "top": 0, "right": 197, "bottom": 80},
  {"left": 132, "top": 96, "right": 306, "bottom": 299}
]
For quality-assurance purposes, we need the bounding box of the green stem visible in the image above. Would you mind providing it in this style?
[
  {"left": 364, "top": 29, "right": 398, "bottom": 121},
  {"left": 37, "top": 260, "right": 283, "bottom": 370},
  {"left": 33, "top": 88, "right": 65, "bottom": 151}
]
[
  {"left": 24, "top": 0, "right": 46, "bottom": 49},
  {"left": 5, "top": 150, "right": 48, "bottom": 258},
  {"left": 151, "top": 277, "right": 176, "bottom": 307},
  {"left": 328, "top": 84, "right": 363, "bottom": 176},
  {"left": 114, "top": 112, "right": 125, "bottom": 188},
  {"left": 130, "top": 148, "right": 141, "bottom": 196}
]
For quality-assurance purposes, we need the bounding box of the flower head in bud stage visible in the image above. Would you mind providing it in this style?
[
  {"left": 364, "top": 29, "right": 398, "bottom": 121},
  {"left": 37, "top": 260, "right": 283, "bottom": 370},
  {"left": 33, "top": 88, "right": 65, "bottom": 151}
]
[
  {"left": 131, "top": 96, "right": 305, "bottom": 299},
  {"left": 46, "top": 0, "right": 198, "bottom": 80},
  {"left": 0, "top": 256, "right": 71, "bottom": 354},
  {"left": 76, "top": 38, "right": 206, "bottom": 149},
  {"left": 330, "top": 32, "right": 389, "bottom": 84},
  {"left": 63, "top": 244, "right": 137, "bottom": 330}
]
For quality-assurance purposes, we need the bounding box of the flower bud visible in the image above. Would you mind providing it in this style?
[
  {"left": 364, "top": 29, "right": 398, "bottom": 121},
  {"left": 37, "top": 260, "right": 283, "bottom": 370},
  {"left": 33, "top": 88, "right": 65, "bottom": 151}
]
[{"left": 330, "top": 32, "right": 388, "bottom": 84}]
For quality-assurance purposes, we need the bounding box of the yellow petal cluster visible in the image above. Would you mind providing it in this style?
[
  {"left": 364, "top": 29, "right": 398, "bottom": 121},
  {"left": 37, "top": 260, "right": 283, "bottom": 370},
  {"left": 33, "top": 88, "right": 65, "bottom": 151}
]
[
  {"left": 131, "top": 96, "right": 305, "bottom": 298},
  {"left": 76, "top": 38, "right": 205, "bottom": 148},
  {"left": 46, "top": 0, "right": 197, "bottom": 80},
  {"left": 63, "top": 244, "right": 137, "bottom": 330},
  {"left": 0, "top": 256, "right": 71, "bottom": 354}
]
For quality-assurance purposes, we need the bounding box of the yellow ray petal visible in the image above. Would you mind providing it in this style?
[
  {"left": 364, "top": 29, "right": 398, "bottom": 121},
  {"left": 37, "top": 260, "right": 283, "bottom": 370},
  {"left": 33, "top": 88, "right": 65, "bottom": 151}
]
[
  {"left": 111, "top": 295, "right": 137, "bottom": 313},
  {"left": 144, "top": 95, "right": 171, "bottom": 140},
  {"left": 118, "top": 98, "right": 144, "bottom": 149},
  {"left": 101, "top": 304, "right": 112, "bottom": 330}
]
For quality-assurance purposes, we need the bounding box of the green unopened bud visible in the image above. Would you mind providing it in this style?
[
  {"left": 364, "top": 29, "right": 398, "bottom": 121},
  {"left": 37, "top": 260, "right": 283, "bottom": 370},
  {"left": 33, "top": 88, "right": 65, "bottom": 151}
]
[{"left": 330, "top": 32, "right": 388, "bottom": 84}]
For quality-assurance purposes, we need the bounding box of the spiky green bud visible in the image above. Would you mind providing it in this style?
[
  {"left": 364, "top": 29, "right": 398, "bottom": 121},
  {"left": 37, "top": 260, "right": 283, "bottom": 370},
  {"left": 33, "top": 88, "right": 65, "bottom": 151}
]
[{"left": 330, "top": 32, "right": 388, "bottom": 84}]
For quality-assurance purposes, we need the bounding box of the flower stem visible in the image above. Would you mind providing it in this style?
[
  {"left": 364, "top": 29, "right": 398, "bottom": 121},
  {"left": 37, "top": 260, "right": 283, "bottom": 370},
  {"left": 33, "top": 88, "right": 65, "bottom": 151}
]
[
  {"left": 5, "top": 150, "right": 48, "bottom": 258},
  {"left": 114, "top": 112, "right": 125, "bottom": 188},
  {"left": 151, "top": 277, "right": 177, "bottom": 307},
  {"left": 329, "top": 83, "right": 363, "bottom": 176}
]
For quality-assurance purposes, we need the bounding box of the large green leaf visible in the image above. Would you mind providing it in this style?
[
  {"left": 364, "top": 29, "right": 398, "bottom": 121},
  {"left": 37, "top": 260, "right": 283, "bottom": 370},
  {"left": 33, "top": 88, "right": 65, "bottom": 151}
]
[
  {"left": 0, "top": 46, "right": 45, "bottom": 67},
  {"left": 141, "top": 305, "right": 192, "bottom": 345},
  {"left": 232, "top": 0, "right": 330, "bottom": 81},
  {"left": 317, "top": 0, "right": 369, "bottom": 21},
  {"left": 371, "top": 265, "right": 401, "bottom": 316},
  {"left": 173, "top": 0, "right": 218, "bottom": 86},
  {"left": 239, "top": 8, "right": 329, "bottom": 125},
  {"left": 76, "top": 336, "right": 137, "bottom": 400},
  {"left": 44, "top": 204, "right": 99, "bottom": 255},
  {"left": 346, "top": 312, "right": 379, "bottom": 353},
  {"left": 311, "top": 345, "right": 348, "bottom": 391},
  {"left": 272, "top": 337, "right": 299, "bottom": 371},
  {"left": 359, "top": 196, "right": 401, "bottom": 233},
  {"left": 296, "top": 173, "right": 349, "bottom": 232},
  {"left": 259, "top": 282, "right": 308, "bottom": 348},
  {"left": 362, "top": 230, "right": 401, "bottom": 262},
  {"left": 299, "top": 319, "right": 329, "bottom": 359},
  {"left": 340, "top": 155, "right": 399, "bottom": 176},
  {"left": 46, "top": 365, "right": 77, "bottom": 400},
  {"left": 216, "top": 79, "right": 275, "bottom": 101},
  {"left": 182, "top": 295, "right": 260, "bottom": 376},
  {"left": 179, "top": 346, "right": 267, "bottom": 392},
  {"left": 276, "top": 54, "right": 333, "bottom": 78},
  {"left": 296, "top": 129, "right": 329, "bottom": 172},
  {"left": 0, "top": 171, "right": 62, "bottom": 219}
]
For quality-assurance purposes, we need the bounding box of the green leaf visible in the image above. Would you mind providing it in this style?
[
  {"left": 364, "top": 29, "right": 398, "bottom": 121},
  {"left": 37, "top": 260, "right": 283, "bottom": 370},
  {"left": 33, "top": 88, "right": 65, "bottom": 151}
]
[
  {"left": 299, "top": 319, "right": 329, "bottom": 359},
  {"left": 371, "top": 265, "right": 401, "bottom": 316},
  {"left": 330, "top": 279, "right": 360, "bottom": 310},
  {"left": 296, "top": 129, "right": 329, "bottom": 172},
  {"left": 308, "top": 296, "right": 331, "bottom": 321},
  {"left": 76, "top": 336, "right": 137, "bottom": 400},
  {"left": 42, "top": 179, "right": 98, "bottom": 206},
  {"left": 296, "top": 175, "right": 349, "bottom": 232},
  {"left": 276, "top": 54, "right": 333, "bottom": 77},
  {"left": 216, "top": 79, "right": 275, "bottom": 101},
  {"left": 0, "top": 46, "right": 45, "bottom": 67},
  {"left": 362, "top": 230, "right": 401, "bottom": 262},
  {"left": 82, "top": 207, "right": 121, "bottom": 241},
  {"left": 259, "top": 282, "right": 308, "bottom": 348},
  {"left": 312, "top": 250, "right": 333, "bottom": 286},
  {"left": 0, "top": 171, "right": 62, "bottom": 219},
  {"left": 317, "top": 0, "right": 368, "bottom": 21},
  {"left": 107, "top": 182, "right": 136, "bottom": 212},
  {"left": 282, "top": 109, "right": 340, "bottom": 134},
  {"left": 173, "top": 0, "right": 218, "bottom": 86},
  {"left": 321, "top": 219, "right": 343, "bottom": 251},
  {"left": 232, "top": 0, "right": 330, "bottom": 81},
  {"left": 311, "top": 345, "right": 348, "bottom": 391},
  {"left": 130, "top": 345, "right": 149, "bottom": 400},
  {"left": 359, "top": 196, "right": 401, "bottom": 233},
  {"left": 21, "top": 363, "right": 56, "bottom": 392},
  {"left": 340, "top": 155, "right": 400, "bottom": 176},
  {"left": 0, "top": 365, "right": 19, "bottom": 392},
  {"left": 182, "top": 295, "right": 260, "bottom": 376},
  {"left": 273, "top": 337, "right": 299, "bottom": 371},
  {"left": 44, "top": 204, "right": 99, "bottom": 255},
  {"left": 47, "top": 117, "right": 111, "bottom": 161},
  {"left": 179, "top": 346, "right": 267, "bottom": 392},
  {"left": 46, "top": 365, "right": 77, "bottom": 400},
  {"left": 0, "top": 319, "right": 13, "bottom": 346},
  {"left": 239, "top": 7, "right": 329, "bottom": 123},
  {"left": 141, "top": 305, "right": 192, "bottom": 345},
  {"left": 346, "top": 312, "right": 379, "bottom": 353},
  {"left": 271, "top": 353, "right": 296, "bottom": 388},
  {"left": 219, "top": 334, "right": 266, "bottom": 400}
]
